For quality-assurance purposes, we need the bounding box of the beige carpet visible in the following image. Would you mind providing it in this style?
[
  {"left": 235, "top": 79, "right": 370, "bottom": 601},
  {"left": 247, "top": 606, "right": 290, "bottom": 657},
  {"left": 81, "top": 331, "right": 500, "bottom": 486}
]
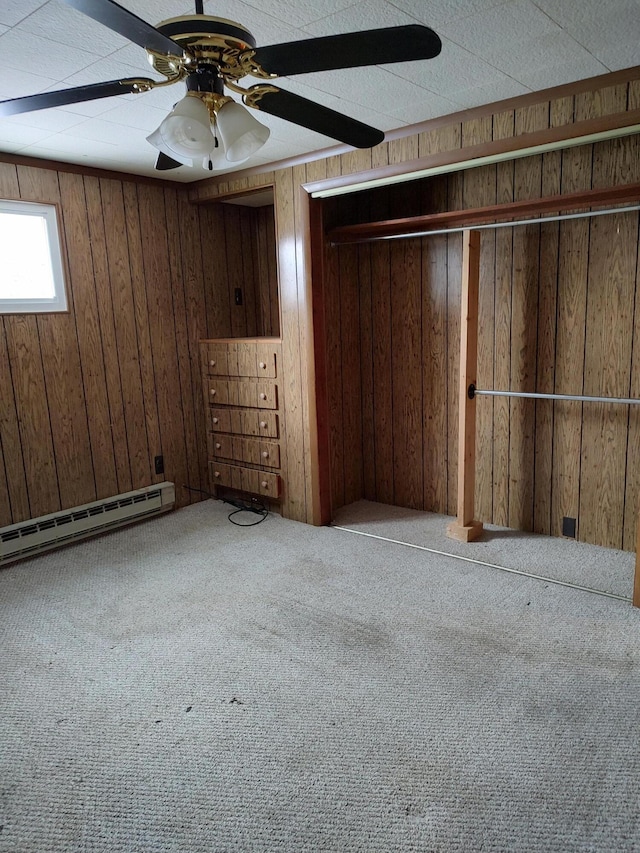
[
  {"left": 1, "top": 499, "right": 639, "bottom": 852},
  {"left": 332, "top": 500, "right": 636, "bottom": 601}
]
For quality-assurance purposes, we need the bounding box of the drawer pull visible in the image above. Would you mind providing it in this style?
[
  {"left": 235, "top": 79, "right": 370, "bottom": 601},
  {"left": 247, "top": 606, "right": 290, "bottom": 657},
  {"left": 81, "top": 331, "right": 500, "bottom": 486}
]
[
  {"left": 262, "top": 451, "right": 269, "bottom": 458},
  {"left": 259, "top": 361, "right": 266, "bottom": 369},
  {"left": 259, "top": 392, "right": 267, "bottom": 400},
  {"left": 210, "top": 388, "right": 216, "bottom": 396},
  {"left": 260, "top": 421, "right": 267, "bottom": 428},
  {"left": 215, "top": 442, "right": 221, "bottom": 450},
  {"left": 261, "top": 480, "right": 268, "bottom": 488},
  {"left": 209, "top": 359, "right": 216, "bottom": 367},
  {"left": 212, "top": 417, "right": 219, "bottom": 424},
  {"left": 213, "top": 471, "right": 220, "bottom": 478}
]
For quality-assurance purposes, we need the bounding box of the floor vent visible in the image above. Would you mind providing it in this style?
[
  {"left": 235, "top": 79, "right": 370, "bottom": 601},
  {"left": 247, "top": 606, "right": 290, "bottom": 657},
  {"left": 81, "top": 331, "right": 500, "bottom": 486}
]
[{"left": 0, "top": 482, "right": 175, "bottom": 565}]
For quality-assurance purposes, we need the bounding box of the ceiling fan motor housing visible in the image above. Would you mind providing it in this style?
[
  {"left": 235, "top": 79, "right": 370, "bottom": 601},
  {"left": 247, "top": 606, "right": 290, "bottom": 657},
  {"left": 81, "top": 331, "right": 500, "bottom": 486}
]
[{"left": 150, "top": 15, "right": 258, "bottom": 81}]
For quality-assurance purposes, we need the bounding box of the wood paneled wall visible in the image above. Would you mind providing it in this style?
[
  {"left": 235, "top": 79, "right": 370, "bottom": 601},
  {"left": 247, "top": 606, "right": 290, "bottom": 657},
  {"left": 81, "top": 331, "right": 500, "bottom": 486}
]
[
  {"left": 322, "top": 129, "right": 640, "bottom": 551},
  {"left": 174, "top": 70, "right": 640, "bottom": 529},
  {"left": 199, "top": 203, "right": 279, "bottom": 338},
  {"left": 0, "top": 163, "right": 217, "bottom": 526}
]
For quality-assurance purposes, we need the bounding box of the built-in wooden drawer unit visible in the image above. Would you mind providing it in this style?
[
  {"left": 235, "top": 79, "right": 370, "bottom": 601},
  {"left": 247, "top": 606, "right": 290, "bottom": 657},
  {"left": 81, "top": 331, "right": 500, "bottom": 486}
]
[
  {"left": 209, "top": 408, "right": 279, "bottom": 438},
  {"left": 208, "top": 435, "right": 280, "bottom": 469},
  {"left": 206, "top": 378, "right": 278, "bottom": 410},
  {"left": 209, "top": 462, "right": 281, "bottom": 498},
  {"left": 201, "top": 337, "right": 284, "bottom": 503},
  {"left": 202, "top": 341, "right": 277, "bottom": 379}
]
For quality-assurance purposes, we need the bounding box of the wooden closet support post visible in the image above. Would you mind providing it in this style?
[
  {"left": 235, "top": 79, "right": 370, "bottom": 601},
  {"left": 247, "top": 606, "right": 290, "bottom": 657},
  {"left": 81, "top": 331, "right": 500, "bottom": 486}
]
[{"left": 447, "top": 229, "right": 483, "bottom": 543}]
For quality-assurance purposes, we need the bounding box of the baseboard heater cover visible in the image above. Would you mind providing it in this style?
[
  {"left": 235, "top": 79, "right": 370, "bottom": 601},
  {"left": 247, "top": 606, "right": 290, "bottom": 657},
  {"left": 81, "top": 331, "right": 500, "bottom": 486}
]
[{"left": 0, "top": 482, "right": 175, "bottom": 565}]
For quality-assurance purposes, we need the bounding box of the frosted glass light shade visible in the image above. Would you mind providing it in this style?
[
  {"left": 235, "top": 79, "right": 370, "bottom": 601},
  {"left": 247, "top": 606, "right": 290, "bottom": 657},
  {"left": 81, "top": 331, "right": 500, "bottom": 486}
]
[
  {"left": 217, "top": 100, "right": 270, "bottom": 162},
  {"left": 147, "top": 127, "right": 192, "bottom": 166},
  {"left": 147, "top": 95, "right": 216, "bottom": 160}
]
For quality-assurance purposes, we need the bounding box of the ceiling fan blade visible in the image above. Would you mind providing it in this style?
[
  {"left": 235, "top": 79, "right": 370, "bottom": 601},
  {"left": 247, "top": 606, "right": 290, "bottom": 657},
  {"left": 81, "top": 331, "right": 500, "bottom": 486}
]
[
  {"left": 0, "top": 79, "right": 156, "bottom": 116},
  {"left": 251, "top": 25, "right": 441, "bottom": 77},
  {"left": 155, "top": 152, "right": 183, "bottom": 170},
  {"left": 248, "top": 87, "right": 384, "bottom": 149},
  {"left": 62, "top": 0, "right": 186, "bottom": 57}
]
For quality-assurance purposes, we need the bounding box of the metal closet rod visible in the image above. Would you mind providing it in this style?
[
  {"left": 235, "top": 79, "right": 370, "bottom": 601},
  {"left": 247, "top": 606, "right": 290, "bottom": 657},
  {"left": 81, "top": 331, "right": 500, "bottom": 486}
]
[
  {"left": 468, "top": 384, "right": 640, "bottom": 406},
  {"left": 331, "top": 203, "right": 640, "bottom": 245}
]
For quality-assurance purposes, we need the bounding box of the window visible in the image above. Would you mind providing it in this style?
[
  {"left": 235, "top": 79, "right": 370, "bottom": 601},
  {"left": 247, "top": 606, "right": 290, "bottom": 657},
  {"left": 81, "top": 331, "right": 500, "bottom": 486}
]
[{"left": 0, "top": 199, "right": 68, "bottom": 314}]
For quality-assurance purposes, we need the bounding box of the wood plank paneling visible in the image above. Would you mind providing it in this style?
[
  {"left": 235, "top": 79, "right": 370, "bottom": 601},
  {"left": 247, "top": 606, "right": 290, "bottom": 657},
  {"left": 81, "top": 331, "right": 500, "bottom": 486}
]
[
  {"left": 319, "top": 136, "right": 640, "bottom": 551},
  {"left": 391, "top": 237, "right": 423, "bottom": 509},
  {"left": 551, "top": 146, "right": 592, "bottom": 539},
  {"left": 463, "top": 160, "right": 496, "bottom": 521},
  {"left": 3, "top": 68, "right": 640, "bottom": 548},
  {"left": 422, "top": 228, "right": 448, "bottom": 514},
  {"left": 177, "top": 189, "right": 210, "bottom": 499},
  {"left": 324, "top": 204, "right": 345, "bottom": 510},
  {"left": 84, "top": 175, "right": 133, "bottom": 495},
  {"left": 0, "top": 159, "right": 221, "bottom": 527},
  {"left": 276, "top": 167, "right": 306, "bottom": 520},
  {"left": 122, "top": 182, "right": 163, "bottom": 489},
  {"left": 18, "top": 166, "right": 95, "bottom": 512},
  {"left": 579, "top": 210, "right": 637, "bottom": 548},
  {"left": 533, "top": 151, "right": 561, "bottom": 536},
  {"left": 446, "top": 177, "right": 464, "bottom": 517},
  {"left": 359, "top": 235, "right": 376, "bottom": 501},
  {"left": 0, "top": 163, "right": 30, "bottom": 524},
  {"left": 59, "top": 172, "right": 118, "bottom": 503},
  {"left": 200, "top": 204, "right": 231, "bottom": 336},
  {"left": 137, "top": 183, "right": 190, "bottom": 508},
  {"left": 339, "top": 242, "right": 362, "bottom": 505},
  {"left": 101, "top": 177, "right": 150, "bottom": 491},
  {"left": 370, "top": 212, "right": 394, "bottom": 507},
  {"left": 4, "top": 314, "right": 60, "bottom": 518},
  {"left": 164, "top": 186, "right": 201, "bottom": 503}
]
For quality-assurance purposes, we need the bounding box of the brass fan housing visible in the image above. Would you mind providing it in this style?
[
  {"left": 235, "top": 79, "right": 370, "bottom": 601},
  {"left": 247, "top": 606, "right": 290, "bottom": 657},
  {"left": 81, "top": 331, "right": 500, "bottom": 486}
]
[{"left": 149, "top": 15, "right": 258, "bottom": 80}]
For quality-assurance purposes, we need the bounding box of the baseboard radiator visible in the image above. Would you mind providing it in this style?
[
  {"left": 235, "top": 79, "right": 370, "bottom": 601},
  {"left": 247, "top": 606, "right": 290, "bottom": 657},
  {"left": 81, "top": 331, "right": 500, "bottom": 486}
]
[{"left": 0, "top": 482, "right": 175, "bottom": 565}]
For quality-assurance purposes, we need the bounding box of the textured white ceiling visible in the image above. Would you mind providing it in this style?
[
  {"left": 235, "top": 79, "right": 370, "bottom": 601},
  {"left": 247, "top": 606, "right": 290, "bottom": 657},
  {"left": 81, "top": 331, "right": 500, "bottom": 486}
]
[{"left": 0, "top": 0, "right": 638, "bottom": 182}]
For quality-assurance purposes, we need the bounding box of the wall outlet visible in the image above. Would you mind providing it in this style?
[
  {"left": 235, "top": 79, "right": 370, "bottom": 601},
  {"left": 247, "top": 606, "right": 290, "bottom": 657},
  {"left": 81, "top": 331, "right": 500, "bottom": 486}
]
[
  {"left": 154, "top": 455, "right": 164, "bottom": 475},
  {"left": 562, "top": 516, "right": 576, "bottom": 538}
]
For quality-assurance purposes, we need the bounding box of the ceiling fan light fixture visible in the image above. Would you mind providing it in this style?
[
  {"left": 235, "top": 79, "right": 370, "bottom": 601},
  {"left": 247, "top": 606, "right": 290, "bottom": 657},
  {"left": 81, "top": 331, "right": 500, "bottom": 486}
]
[
  {"left": 148, "top": 93, "right": 217, "bottom": 160},
  {"left": 216, "top": 100, "right": 270, "bottom": 163},
  {"left": 146, "top": 126, "right": 194, "bottom": 166}
]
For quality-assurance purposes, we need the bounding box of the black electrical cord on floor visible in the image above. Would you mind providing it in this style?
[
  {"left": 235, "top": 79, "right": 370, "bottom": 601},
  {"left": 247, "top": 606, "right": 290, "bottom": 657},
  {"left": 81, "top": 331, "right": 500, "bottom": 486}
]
[{"left": 183, "top": 484, "right": 269, "bottom": 527}]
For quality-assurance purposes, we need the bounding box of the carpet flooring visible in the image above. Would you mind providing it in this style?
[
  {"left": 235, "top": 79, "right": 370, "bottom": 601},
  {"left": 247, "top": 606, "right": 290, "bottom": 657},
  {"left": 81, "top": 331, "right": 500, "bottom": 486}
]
[
  {"left": 1, "top": 499, "right": 639, "bottom": 852},
  {"left": 333, "top": 500, "right": 636, "bottom": 601}
]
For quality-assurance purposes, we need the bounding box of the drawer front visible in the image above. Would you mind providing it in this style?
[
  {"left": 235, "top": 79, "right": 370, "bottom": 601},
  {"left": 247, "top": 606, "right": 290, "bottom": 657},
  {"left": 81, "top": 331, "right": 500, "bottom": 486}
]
[
  {"left": 209, "top": 461, "right": 237, "bottom": 490},
  {"left": 207, "top": 379, "right": 277, "bottom": 410},
  {"left": 207, "top": 433, "right": 234, "bottom": 460},
  {"left": 236, "top": 341, "right": 257, "bottom": 377},
  {"left": 201, "top": 341, "right": 279, "bottom": 378},
  {"left": 246, "top": 411, "right": 279, "bottom": 438},
  {"left": 237, "top": 342, "right": 277, "bottom": 378},
  {"left": 256, "top": 469, "right": 280, "bottom": 498},
  {"left": 256, "top": 382, "right": 277, "bottom": 409},
  {"left": 209, "top": 461, "right": 281, "bottom": 498},
  {"left": 256, "top": 440, "right": 280, "bottom": 468},
  {"left": 209, "top": 408, "right": 231, "bottom": 432},
  {"left": 207, "top": 379, "right": 229, "bottom": 405},
  {"left": 256, "top": 343, "right": 277, "bottom": 378},
  {"left": 203, "top": 343, "right": 229, "bottom": 376},
  {"left": 208, "top": 435, "right": 280, "bottom": 469},
  {"left": 209, "top": 408, "right": 278, "bottom": 439}
]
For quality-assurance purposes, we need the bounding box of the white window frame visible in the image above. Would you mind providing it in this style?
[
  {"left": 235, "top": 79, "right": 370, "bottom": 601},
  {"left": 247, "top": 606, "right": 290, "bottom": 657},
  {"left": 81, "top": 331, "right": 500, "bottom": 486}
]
[{"left": 0, "top": 199, "right": 68, "bottom": 314}]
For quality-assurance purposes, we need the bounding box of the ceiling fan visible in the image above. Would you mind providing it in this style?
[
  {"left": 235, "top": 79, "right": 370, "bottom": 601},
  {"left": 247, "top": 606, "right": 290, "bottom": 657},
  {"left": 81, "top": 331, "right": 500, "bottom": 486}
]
[{"left": 0, "top": 0, "right": 442, "bottom": 172}]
